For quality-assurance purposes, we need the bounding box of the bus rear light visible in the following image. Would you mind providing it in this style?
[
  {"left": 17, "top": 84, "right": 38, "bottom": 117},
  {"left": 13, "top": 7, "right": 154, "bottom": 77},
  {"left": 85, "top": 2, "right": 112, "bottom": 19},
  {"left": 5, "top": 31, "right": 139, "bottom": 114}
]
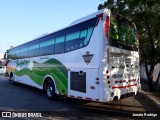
[
  {"left": 129, "top": 80, "right": 134, "bottom": 82},
  {"left": 96, "top": 81, "right": 99, "bottom": 84},
  {"left": 86, "top": 97, "right": 92, "bottom": 101},
  {"left": 123, "top": 80, "right": 126, "bottom": 83},
  {"left": 70, "top": 95, "right": 75, "bottom": 98},
  {"left": 115, "top": 81, "right": 118, "bottom": 84},
  {"left": 119, "top": 80, "right": 123, "bottom": 83},
  {"left": 96, "top": 78, "right": 99, "bottom": 80},
  {"left": 105, "top": 16, "right": 110, "bottom": 39},
  {"left": 111, "top": 92, "right": 114, "bottom": 97},
  {"left": 77, "top": 96, "right": 82, "bottom": 99},
  {"left": 106, "top": 70, "right": 109, "bottom": 74},
  {"left": 108, "top": 81, "right": 110, "bottom": 84}
]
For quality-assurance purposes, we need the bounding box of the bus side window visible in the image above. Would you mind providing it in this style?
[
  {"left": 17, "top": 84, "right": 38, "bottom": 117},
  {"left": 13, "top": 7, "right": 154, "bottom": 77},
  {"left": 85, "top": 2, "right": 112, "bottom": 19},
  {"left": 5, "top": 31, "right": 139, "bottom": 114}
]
[
  {"left": 80, "top": 29, "right": 87, "bottom": 39},
  {"left": 9, "top": 50, "right": 15, "bottom": 59},
  {"left": 55, "top": 36, "right": 65, "bottom": 54},
  {"left": 17, "top": 50, "right": 21, "bottom": 59},
  {"left": 83, "top": 27, "right": 94, "bottom": 46},
  {"left": 65, "top": 31, "right": 80, "bottom": 52},
  {"left": 29, "top": 44, "right": 39, "bottom": 57},
  {"left": 13, "top": 49, "right": 20, "bottom": 59},
  {"left": 65, "top": 27, "right": 94, "bottom": 52},
  {"left": 12, "top": 52, "right": 17, "bottom": 59},
  {"left": 40, "top": 39, "right": 55, "bottom": 56},
  {"left": 21, "top": 47, "right": 29, "bottom": 58}
]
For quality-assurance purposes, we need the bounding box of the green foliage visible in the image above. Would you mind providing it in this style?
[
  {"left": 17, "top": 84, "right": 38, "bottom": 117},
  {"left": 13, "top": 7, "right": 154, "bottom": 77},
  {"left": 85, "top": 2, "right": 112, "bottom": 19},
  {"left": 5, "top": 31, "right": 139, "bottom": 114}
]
[{"left": 98, "top": 4, "right": 103, "bottom": 10}]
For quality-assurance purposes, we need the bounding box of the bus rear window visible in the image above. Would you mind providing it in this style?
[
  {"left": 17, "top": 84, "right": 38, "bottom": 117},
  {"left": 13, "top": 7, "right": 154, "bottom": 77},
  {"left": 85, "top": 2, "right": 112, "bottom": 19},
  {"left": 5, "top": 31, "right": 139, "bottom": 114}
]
[{"left": 109, "top": 15, "right": 138, "bottom": 51}]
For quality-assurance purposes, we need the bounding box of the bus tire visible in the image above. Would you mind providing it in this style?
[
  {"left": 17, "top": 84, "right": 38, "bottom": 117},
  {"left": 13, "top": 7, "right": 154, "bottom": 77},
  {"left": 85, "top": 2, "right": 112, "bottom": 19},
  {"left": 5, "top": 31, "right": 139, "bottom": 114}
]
[{"left": 45, "top": 80, "right": 59, "bottom": 100}]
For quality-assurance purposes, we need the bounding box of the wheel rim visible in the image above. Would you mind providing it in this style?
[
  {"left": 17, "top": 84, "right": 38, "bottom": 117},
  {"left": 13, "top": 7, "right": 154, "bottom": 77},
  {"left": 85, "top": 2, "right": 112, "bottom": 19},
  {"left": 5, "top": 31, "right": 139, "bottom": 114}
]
[{"left": 47, "top": 85, "right": 53, "bottom": 97}]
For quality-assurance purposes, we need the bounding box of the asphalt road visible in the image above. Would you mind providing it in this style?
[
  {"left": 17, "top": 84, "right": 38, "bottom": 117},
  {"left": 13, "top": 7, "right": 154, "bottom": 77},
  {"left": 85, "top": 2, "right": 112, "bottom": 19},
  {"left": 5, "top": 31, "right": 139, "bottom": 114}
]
[{"left": 0, "top": 76, "right": 159, "bottom": 120}]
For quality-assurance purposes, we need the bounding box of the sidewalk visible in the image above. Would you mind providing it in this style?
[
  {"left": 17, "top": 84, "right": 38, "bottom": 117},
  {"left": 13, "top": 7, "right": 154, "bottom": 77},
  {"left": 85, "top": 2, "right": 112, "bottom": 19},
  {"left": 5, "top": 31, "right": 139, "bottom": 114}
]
[{"left": 140, "top": 80, "right": 160, "bottom": 110}]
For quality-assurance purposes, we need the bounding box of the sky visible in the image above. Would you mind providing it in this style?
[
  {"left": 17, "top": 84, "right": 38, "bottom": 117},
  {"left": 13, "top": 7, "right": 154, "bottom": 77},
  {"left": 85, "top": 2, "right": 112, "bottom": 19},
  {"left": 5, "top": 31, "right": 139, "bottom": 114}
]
[{"left": 0, "top": 0, "right": 103, "bottom": 55}]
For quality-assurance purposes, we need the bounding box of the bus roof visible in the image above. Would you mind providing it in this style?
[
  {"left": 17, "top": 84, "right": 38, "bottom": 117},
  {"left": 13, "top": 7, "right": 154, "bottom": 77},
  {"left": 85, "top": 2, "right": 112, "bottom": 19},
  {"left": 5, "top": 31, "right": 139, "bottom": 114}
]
[{"left": 70, "top": 9, "right": 104, "bottom": 26}]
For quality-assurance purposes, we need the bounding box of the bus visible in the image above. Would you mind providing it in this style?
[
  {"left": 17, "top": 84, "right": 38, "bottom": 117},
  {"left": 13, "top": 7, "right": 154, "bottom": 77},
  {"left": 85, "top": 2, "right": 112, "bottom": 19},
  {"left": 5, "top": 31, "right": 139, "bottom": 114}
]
[{"left": 5, "top": 8, "right": 141, "bottom": 102}]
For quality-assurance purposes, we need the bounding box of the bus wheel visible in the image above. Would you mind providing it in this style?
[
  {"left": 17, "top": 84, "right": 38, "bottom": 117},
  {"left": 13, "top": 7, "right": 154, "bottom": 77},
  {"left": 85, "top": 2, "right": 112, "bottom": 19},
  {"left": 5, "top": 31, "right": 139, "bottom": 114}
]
[{"left": 45, "top": 80, "right": 59, "bottom": 100}]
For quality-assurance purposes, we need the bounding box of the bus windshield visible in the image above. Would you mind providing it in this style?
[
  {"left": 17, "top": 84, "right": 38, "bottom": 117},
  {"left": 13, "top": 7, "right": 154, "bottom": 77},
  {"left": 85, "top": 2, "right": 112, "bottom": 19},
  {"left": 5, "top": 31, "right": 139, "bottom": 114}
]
[{"left": 109, "top": 15, "right": 138, "bottom": 51}]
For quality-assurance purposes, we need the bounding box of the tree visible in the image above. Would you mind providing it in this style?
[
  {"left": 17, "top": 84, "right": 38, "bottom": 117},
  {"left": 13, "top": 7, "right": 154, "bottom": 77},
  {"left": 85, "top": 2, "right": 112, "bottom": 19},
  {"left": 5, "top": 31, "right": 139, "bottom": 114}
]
[
  {"left": 98, "top": 0, "right": 160, "bottom": 91},
  {"left": 98, "top": 4, "right": 103, "bottom": 10}
]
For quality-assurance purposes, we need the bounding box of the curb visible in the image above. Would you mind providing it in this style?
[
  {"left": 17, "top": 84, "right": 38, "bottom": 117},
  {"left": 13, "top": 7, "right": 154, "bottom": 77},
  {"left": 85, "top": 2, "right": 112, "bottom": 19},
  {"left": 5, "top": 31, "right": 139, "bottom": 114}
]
[{"left": 140, "top": 91, "right": 160, "bottom": 109}]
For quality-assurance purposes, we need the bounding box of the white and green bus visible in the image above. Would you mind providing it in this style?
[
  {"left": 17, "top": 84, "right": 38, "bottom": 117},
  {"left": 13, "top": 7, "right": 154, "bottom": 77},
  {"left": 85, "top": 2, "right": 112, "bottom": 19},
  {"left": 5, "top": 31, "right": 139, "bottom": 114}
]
[{"left": 5, "top": 9, "right": 141, "bottom": 102}]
